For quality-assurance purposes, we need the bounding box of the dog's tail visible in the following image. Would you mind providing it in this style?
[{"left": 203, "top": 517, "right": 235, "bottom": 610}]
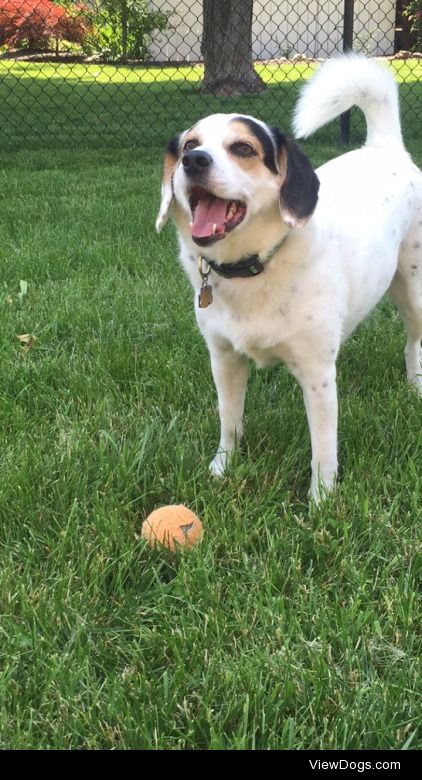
[{"left": 293, "top": 53, "right": 403, "bottom": 148}]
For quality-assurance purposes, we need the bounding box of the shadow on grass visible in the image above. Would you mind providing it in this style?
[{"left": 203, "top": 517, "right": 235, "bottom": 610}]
[{"left": 1, "top": 64, "right": 421, "bottom": 151}]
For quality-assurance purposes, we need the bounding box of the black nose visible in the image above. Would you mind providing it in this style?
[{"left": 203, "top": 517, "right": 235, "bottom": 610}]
[{"left": 182, "top": 149, "right": 212, "bottom": 175}]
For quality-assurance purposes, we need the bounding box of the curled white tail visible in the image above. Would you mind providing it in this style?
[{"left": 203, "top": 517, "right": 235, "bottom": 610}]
[{"left": 293, "top": 53, "right": 403, "bottom": 148}]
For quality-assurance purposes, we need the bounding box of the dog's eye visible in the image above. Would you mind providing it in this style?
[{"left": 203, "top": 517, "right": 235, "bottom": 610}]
[
  {"left": 230, "top": 142, "right": 256, "bottom": 158},
  {"left": 184, "top": 139, "right": 199, "bottom": 152}
]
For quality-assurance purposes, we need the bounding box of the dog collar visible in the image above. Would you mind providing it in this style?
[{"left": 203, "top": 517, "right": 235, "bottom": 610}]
[
  {"left": 196, "top": 236, "right": 287, "bottom": 309},
  {"left": 200, "top": 235, "right": 287, "bottom": 280},
  {"left": 205, "top": 254, "right": 264, "bottom": 279}
]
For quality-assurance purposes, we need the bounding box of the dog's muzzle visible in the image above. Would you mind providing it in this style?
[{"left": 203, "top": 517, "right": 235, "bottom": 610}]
[
  {"left": 182, "top": 151, "right": 247, "bottom": 246},
  {"left": 182, "top": 149, "right": 213, "bottom": 177}
]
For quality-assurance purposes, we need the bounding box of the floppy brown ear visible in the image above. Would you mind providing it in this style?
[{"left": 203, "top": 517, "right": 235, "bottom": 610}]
[
  {"left": 278, "top": 137, "right": 319, "bottom": 228},
  {"left": 155, "top": 135, "right": 180, "bottom": 233}
]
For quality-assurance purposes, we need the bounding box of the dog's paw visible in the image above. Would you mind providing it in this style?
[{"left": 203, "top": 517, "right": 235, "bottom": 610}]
[
  {"left": 209, "top": 451, "right": 229, "bottom": 478},
  {"left": 410, "top": 374, "right": 422, "bottom": 396},
  {"left": 309, "top": 472, "right": 337, "bottom": 504}
]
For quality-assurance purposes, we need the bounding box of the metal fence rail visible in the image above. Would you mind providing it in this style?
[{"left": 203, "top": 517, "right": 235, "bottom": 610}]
[{"left": 0, "top": 0, "right": 421, "bottom": 150}]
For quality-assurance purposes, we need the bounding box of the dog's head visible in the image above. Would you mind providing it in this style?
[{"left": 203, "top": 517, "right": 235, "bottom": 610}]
[{"left": 156, "top": 113, "right": 319, "bottom": 251}]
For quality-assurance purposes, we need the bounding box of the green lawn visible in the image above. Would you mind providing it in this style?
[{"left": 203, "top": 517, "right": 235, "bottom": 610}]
[
  {"left": 1, "top": 57, "right": 422, "bottom": 149},
  {"left": 0, "top": 61, "right": 421, "bottom": 749}
]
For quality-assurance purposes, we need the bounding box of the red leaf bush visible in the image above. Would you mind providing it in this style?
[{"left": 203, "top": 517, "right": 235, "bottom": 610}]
[{"left": 0, "top": 0, "right": 89, "bottom": 50}]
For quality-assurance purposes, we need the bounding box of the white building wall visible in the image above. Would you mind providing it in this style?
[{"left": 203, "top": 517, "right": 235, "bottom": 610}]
[{"left": 149, "top": 1, "right": 396, "bottom": 62}]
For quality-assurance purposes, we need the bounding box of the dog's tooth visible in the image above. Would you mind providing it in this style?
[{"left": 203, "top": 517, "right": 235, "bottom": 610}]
[{"left": 212, "top": 223, "right": 217, "bottom": 234}]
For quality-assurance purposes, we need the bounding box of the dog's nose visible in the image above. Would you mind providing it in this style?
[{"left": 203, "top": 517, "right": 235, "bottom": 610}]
[{"left": 182, "top": 149, "right": 212, "bottom": 175}]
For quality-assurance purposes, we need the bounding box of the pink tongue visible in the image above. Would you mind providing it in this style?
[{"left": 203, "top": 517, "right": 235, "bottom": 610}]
[{"left": 191, "top": 196, "right": 227, "bottom": 238}]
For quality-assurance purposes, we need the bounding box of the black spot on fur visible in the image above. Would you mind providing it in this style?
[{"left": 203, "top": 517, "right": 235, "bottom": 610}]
[{"left": 232, "top": 117, "right": 279, "bottom": 174}]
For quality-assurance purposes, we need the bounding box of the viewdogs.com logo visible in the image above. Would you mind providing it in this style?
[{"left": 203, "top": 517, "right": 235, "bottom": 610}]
[{"left": 309, "top": 760, "right": 400, "bottom": 772}]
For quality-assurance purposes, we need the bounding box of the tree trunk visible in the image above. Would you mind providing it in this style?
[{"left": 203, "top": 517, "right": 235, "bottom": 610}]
[{"left": 201, "top": 0, "right": 266, "bottom": 96}]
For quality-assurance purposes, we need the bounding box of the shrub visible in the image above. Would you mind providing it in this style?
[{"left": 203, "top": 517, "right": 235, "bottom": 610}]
[
  {"left": 81, "top": 0, "right": 170, "bottom": 62},
  {"left": 403, "top": 1, "right": 422, "bottom": 50},
  {"left": 0, "top": 0, "right": 89, "bottom": 52}
]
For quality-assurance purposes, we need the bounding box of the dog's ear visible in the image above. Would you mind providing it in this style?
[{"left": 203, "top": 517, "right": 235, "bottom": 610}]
[
  {"left": 273, "top": 131, "right": 320, "bottom": 228},
  {"left": 155, "top": 135, "right": 180, "bottom": 233}
]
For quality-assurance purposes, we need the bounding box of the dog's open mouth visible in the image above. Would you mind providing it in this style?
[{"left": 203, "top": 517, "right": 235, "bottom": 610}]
[{"left": 189, "top": 186, "right": 246, "bottom": 246}]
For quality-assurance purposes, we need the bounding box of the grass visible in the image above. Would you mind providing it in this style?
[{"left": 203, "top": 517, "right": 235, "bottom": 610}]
[
  {"left": 0, "top": 61, "right": 421, "bottom": 749},
  {"left": 1, "top": 57, "right": 422, "bottom": 149}
]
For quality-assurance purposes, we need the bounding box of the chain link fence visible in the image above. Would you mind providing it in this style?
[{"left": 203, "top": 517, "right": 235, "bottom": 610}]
[{"left": 0, "top": 0, "right": 421, "bottom": 150}]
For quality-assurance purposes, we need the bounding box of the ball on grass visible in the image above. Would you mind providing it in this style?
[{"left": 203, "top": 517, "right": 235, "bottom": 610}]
[{"left": 142, "top": 505, "right": 203, "bottom": 551}]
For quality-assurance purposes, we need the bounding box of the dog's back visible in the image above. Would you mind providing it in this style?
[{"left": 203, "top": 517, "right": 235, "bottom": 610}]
[{"left": 293, "top": 55, "right": 422, "bottom": 347}]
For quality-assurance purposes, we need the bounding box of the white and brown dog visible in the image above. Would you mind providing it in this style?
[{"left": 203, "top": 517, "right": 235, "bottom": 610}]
[{"left": 156, "top": 54, "right": 422, "bottom": 501}]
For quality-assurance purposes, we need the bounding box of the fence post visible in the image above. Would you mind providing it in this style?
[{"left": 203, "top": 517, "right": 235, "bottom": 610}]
[{"left": 340, "top": 0, "right": 354, "bottom": 145}]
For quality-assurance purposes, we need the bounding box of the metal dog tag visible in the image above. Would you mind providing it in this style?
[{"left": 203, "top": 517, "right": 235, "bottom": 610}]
[
  {"left": 199, "top": 282, "right": 213, "bottom": 308},
  {"left": 197, "top": 255, "right": 213, "bottom": 308}
]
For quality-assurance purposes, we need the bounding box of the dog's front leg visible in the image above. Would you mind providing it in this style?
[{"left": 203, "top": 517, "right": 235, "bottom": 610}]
[
  {"left": 208, "top": 341, "right": 248, "bottom": 477},
  {"left": 300, "top": 364, "right": 338, "bottom": 502}
]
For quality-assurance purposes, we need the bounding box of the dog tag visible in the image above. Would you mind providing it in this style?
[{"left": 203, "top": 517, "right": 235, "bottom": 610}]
[{"left": 198, "top": 282, "right": 213, "bottom": 308}]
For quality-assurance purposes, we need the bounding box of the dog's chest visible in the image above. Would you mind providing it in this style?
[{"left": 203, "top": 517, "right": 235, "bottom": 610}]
[
  {"left": 224, "top": 313, "right": 288, "bottom": 366},
  {"left": 198, "top": 279, "right": 310, "bottom": 367}
]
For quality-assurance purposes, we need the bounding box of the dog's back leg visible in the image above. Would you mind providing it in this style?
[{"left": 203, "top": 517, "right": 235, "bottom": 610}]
[
  {"left": 287, "top": 345, "right": 339, "bottom": 502},
  {"left": 389, "top": 210, "right": 422, "bottom": 394}
]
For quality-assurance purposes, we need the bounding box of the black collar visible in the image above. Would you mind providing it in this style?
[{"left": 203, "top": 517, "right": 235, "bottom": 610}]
[
  {"left": 199, "top": 235, "right": 287, "bottom": 280},
  {"left": 205, "top": 254, "right": 264, "bottom": 279}
]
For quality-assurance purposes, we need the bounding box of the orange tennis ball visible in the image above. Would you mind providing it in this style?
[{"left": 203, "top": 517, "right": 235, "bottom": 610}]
[{"left": 142, "top": 505, "right": 203, "bottom": 551}]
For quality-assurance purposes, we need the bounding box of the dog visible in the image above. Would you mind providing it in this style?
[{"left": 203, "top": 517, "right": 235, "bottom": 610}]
[{"left": 156, "top": 54, "right": 422, "bottom": 501}]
